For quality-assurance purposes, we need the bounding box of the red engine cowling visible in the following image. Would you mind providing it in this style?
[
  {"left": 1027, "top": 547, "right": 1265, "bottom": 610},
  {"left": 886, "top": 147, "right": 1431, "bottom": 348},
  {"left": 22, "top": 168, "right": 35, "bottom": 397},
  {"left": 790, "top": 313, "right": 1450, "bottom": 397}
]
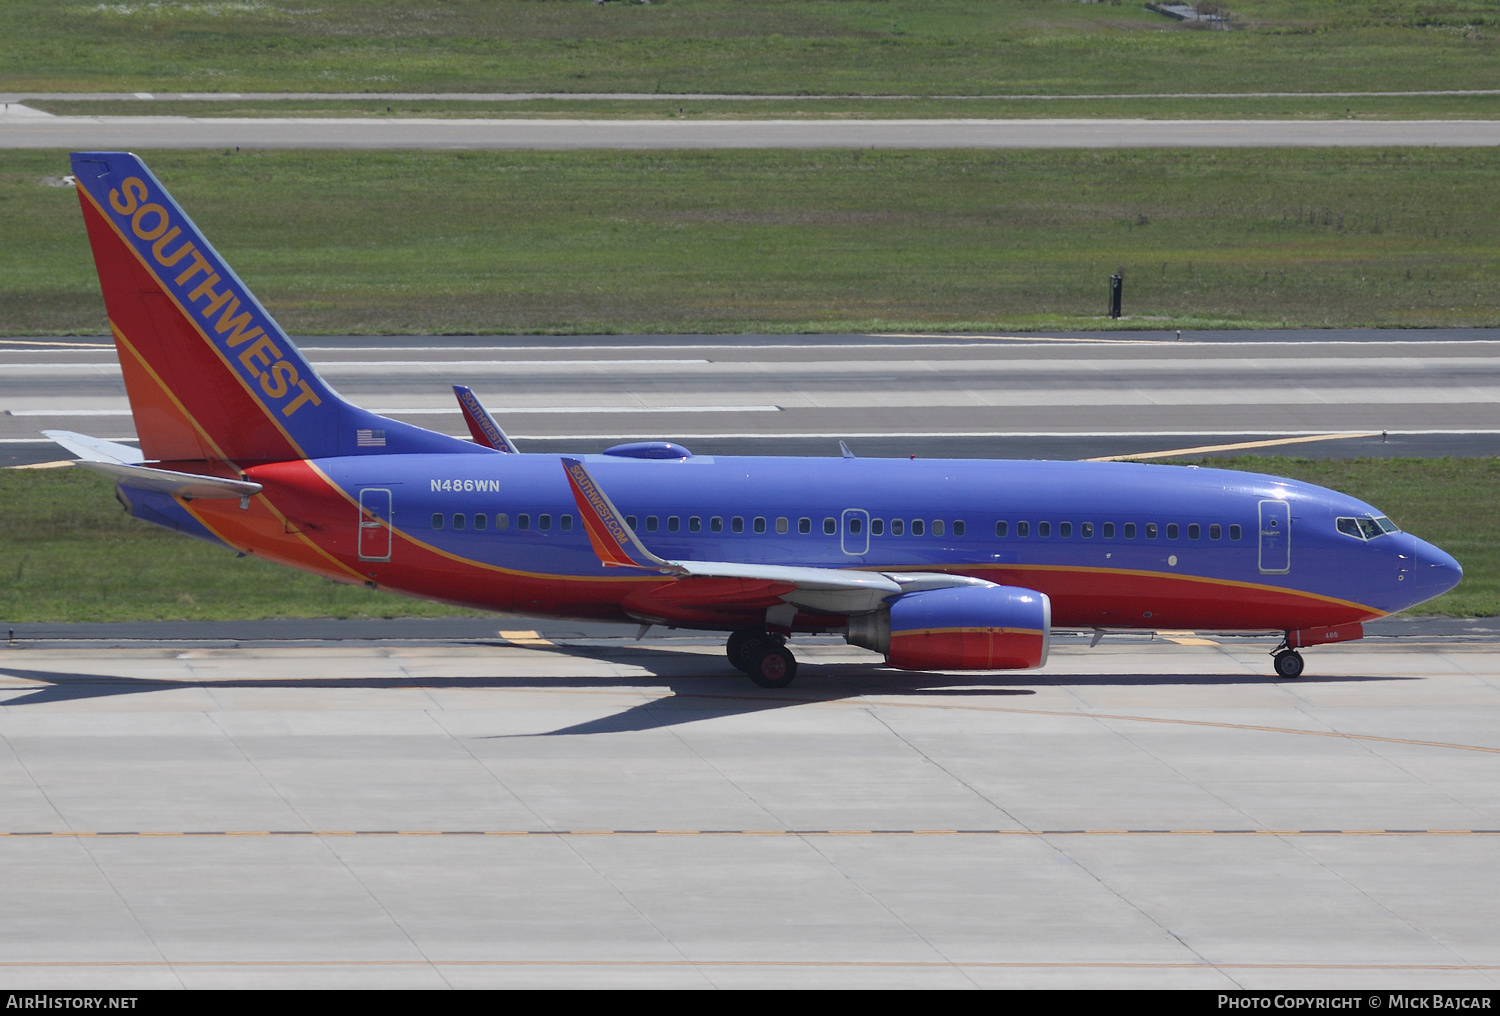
[{"left": 846, "top": 584, "right": 1051, "bottom": 671}]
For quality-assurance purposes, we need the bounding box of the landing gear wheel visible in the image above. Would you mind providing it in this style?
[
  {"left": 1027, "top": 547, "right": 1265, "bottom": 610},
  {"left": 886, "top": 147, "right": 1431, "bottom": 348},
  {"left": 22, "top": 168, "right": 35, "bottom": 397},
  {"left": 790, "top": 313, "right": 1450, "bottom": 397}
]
[
  {"left": 747, "top": 643, "right": 798, "bottom": 689},
  {"left": 1273, "top": 650, "right": 1305, "bottom": 679},
  {"left": 726, "top": 629, "right": 767, "bottom": 674}
]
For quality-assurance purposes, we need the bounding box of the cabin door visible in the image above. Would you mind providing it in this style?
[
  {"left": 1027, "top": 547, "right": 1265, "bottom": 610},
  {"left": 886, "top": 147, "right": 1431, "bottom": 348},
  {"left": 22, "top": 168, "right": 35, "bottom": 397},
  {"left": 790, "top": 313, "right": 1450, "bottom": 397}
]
[
  {"left": 358, "top": 487, "right": 393, "bottom": 562},
  {"left": 1258, "top": 499, "right": 1290, "bottom": 574},
  {"left": 841, "top": 508, "right": 870, "bottom": 556}
]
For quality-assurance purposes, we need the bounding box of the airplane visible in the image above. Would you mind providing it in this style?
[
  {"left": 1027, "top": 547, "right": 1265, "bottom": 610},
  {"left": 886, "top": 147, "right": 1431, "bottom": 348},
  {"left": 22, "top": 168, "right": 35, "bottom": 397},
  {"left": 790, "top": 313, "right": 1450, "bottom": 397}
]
[{"left": 47, "top": 151, "right": 1463, "bottom": 689}]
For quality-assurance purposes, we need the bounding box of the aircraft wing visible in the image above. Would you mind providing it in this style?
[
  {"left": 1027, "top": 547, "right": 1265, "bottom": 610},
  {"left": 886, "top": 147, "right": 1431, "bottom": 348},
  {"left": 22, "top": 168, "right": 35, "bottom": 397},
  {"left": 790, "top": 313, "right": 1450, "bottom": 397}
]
[
  {"left": 44, "top": 430, "right": 262, "bottom": 500},
  {"left": 560, "top": 457, "right": 990, "bottom": 617}
]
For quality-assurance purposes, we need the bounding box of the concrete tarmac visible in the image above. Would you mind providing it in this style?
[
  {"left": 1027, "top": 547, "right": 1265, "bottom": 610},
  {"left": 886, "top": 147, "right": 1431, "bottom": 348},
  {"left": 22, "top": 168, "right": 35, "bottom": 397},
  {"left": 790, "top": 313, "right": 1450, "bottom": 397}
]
[
  {"left": 3, "top": 633, "right": 1500, "bottom": 988},
  {"left": 4, "top": 115, "right": 1500, "bottom": 150},
  {"left": 6, "top": 331, "right": 1500, "bottom": 465}
]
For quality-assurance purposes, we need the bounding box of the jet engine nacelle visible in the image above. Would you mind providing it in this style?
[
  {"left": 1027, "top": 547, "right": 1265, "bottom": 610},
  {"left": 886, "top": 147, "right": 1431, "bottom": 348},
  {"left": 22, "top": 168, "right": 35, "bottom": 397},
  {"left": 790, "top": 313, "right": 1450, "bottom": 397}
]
[{"left": 846, "top": 584, "right": 1051, "bottom": 671}]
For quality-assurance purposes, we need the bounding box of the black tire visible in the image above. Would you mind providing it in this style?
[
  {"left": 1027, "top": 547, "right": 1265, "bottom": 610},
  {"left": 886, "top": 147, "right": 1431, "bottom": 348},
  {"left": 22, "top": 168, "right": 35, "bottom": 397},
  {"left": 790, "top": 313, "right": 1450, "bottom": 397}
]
[
  {"left": 1274, "top": 650, "right": 1305, "bottom": 679},
  {"left": 748, "top": 643, "right": 798, "bottom": 689},
  {"left": 726, "top": 629, "right": 766, "bottom": 674}
]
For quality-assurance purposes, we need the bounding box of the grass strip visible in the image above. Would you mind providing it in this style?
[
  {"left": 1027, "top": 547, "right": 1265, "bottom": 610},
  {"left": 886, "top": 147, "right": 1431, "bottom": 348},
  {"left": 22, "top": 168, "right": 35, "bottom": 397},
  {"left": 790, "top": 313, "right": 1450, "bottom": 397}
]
[
  {"left": 0, "top": 457, "right": 1492, "bottom": 622},
  {"left": 27, "top": 95, "right": 1500, "bottom": 121},
  {"left": 6, "top": 1, "right": 1499, "bottom": 96},
  {"left": 3, "top": 147, "right": 1499, "bottom": 336}
]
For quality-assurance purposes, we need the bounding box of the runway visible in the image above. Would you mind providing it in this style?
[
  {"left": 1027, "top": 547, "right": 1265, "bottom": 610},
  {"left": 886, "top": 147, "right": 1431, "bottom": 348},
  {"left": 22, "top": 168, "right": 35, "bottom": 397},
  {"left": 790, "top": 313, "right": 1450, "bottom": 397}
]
[
  {"left": 3, "top": 632, "right": 1500, "bottom": 988},
  {"left": 5, "top": 330, "right": 1500, "bottom": 466},
  {"left": 4, "top": 114, "right": 1500, "bottom": 150}
]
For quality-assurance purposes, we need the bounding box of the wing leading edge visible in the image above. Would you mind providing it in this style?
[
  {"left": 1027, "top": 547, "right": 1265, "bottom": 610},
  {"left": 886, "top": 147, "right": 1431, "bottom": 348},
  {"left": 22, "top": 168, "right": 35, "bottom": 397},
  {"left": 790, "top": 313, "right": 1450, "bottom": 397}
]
[{"left": 559, "top": 457, "right": 991, "bottom": 618}]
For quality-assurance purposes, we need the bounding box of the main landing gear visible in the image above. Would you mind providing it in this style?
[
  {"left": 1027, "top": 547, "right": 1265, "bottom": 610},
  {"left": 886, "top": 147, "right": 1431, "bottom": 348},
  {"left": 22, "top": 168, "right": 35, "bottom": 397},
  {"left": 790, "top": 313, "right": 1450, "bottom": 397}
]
[
  {"left": 726, "top": 628, "right": 799, "bottom": 689},
  {"left": 1272, "top": 645, "right": 1305, "bottom": 679}
]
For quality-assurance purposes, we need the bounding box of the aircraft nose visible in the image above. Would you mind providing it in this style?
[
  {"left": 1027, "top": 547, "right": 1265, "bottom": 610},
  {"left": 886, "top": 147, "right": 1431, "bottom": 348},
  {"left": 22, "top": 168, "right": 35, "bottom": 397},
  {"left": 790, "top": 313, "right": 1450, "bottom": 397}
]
[{"left": 1410, "top": 538, "right": 1463, "bottom": 600}]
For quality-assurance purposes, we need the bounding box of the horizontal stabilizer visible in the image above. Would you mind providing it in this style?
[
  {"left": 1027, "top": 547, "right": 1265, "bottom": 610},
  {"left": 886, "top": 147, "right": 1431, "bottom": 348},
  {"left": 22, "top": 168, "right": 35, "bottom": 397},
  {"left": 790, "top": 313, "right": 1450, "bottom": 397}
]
[
  {"left": 42, "top": 429, "right": 145, "bottom": 465},
  {"left": 71, "top": 459, "right": 262, "bottom": 500},
  {"left": 452, "top": 385, "right": 517, "bottom": 453},
  {"left": 53, "top": 447, "right": 261, "bottom": 498}
]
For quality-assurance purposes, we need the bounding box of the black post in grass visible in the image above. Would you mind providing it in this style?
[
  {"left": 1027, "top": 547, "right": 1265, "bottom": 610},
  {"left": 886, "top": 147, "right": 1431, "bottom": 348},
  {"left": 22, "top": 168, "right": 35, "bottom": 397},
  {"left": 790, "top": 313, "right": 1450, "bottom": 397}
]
[{"left": 1109, "top": 274, "right": 1123, "bottom": 319}]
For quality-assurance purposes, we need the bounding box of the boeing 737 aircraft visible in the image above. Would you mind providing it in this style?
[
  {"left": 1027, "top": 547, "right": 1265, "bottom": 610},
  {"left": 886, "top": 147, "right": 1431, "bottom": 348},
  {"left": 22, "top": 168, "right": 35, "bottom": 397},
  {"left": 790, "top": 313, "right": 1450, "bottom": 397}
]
[{"left": 49, "top": 151, "right": 1462, "bottom": 688}]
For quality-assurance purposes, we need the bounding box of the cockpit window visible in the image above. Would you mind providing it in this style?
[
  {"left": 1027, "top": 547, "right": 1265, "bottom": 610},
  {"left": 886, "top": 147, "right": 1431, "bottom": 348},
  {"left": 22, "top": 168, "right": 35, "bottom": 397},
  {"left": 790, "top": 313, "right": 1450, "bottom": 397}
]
[{"left": 1337, "top": 515, "right": 1399, "bottom": 541}]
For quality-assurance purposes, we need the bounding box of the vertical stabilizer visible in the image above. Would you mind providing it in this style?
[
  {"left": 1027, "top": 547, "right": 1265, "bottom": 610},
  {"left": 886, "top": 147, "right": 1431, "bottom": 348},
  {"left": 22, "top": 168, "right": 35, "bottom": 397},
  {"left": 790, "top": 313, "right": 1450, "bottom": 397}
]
[{"left": 70, "top": 152, "right": 474, "bottom": 463}]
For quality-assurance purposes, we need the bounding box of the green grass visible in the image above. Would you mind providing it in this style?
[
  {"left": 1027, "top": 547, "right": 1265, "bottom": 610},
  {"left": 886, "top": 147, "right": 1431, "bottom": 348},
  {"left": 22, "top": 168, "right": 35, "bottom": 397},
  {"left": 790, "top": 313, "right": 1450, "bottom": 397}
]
[
  {"left": 2, "top": 457, "right": 1493, "bottom": 622},
  {"left": 29, "top": 93, "right": 1500, "bottom": 120},
  {"left": 3, "top": 147, "right": 1498, "bottom": 335},
  {"left": 1178, "top": 456, "right": 1500, "bottom": 618},
  {"left": 5, "top": 1, "right": 1500, "bottom": 97},
  {"left": 0, "top": 467, "right": 481, "bottom": 622}
]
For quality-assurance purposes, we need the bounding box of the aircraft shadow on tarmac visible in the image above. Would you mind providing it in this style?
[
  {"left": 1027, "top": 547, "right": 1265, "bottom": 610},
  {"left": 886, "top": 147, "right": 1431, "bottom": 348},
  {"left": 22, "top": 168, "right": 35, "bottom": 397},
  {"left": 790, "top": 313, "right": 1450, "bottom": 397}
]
[{"left": 0, "top": 640, "right": 1414, "bottom": 736}]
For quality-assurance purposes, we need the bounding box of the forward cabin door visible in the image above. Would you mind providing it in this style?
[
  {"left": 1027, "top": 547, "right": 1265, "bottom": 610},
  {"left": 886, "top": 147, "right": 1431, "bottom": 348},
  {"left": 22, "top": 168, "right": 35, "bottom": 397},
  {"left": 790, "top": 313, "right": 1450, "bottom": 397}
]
[
  {"left": 358, "top": 487, "right": 393, "bottom": 562},
  {"left": 1258, "top": 499, "right": 1290, "bottom": 574}
]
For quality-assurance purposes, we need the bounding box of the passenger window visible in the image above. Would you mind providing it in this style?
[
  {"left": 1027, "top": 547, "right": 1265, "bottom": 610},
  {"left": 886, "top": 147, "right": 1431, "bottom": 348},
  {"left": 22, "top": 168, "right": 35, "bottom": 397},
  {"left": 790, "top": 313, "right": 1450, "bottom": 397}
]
[
  {"left": 475, "top": 514, "right": 487, "bottom": 531},
  {"left": 995, "top": 521, "right": 1008, "bottom": 537},
  {"left": 871, "top": 518, "right": 884, "bottom": 536},
  {"left": 732, "top": 517, "right": 745, "bottom": 533},
  {"left": 1103, "top": 522, "right": 1115, "bottom": 538},
  {"left": 1229, "top": 524, "right": 1242, "bottom": 540},
  {"left": 1059, "top": 522, "right": 1072, "bottom": 538},
  {"left": 1188, "top": 524, "right": 1199, "bottom": 539},
  {"left": 1146, "top": 523, "right": 1158, "bottom": 539},
  {"left": 911, "top": 519, "right": 924, "bottom": 536},
  {"left": 561, "top": 515, "right": 573, "bottom": 532},
  {"left": 1082, "top": 522, "right": 1093, "bottom": 538},
  {"left": 518, "top": 513, "right": 530, "bottom": 530},
  {"left": 1123, "top": 523, "right": 1135, "bottom": 538},
  {"left": 454, "top": 514, "right": 466, "bottom": 531},
  {"left": 776, "top": 517, "right": 788, "bottom": 534},
  {"left": 892, "top": 519, "right": 905, "bottom": 536},
  {"left": 1209, "top": 524, "right": 1220, "bottom": 540},
  {"left": 626, "top": 516, "right": 637, "bottom": 529},
  {"left": 798, "top": 517, "right": 811, "bottom": 534},
  {"left": 753, "top": 517, "right": 766, "bottom": 534},
  {"left": 539, "top": 514, "right": 551, "bottom": 531},
  {"left": 1166, "top": 523, "right": 1179, "bottom": 539},
  {"left": 824, "top": 518, "right": 837, "bottom": 535},
  {"left": 496, "top": 513, "right": 509, "bottom": 531},
  {"left": 953, "top": 520, "right": 965, "bottom": 537},
  {"left": 932, "top": 520, "right": 945, "bottom": 536},
  {"left": 710, "top": 516, "right": 723, "bottom": 533},
  {"left": 668, "top": 516, "right": 680, "bottom": 533},
  {"left": 1038, "top": 522, "right": 1050, "bottom": 538},
  {"left": 645, "top": 516, "right": 659, "bottom": 533},
  {"left": 689, "top": 516, "right": 702, "bottom": 533},
  {"left": 1017, "top": 521, "right": 1029, "bottom": 537},
  {"left": 431, "top": 513, "right": 444, "bottom": 530},
  {"left": 847, "top": 517, "right": 862, "bottom": 535}
]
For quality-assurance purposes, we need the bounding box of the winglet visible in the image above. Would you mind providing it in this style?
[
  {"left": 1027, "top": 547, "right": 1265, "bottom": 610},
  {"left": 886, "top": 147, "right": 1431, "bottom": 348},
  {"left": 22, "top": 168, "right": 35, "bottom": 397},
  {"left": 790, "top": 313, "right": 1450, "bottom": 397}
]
[
  {"left": 452, "top": 385, "right": 517, "bottom": 453},
  {"left": 560, "top": 457, "right": 681, "bottom": 572}
]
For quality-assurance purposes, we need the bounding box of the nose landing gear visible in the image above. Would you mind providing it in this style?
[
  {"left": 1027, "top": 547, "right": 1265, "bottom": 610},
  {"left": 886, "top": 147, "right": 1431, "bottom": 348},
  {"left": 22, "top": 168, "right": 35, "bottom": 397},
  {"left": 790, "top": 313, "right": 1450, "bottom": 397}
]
[
  {"left": 726, "top": 628, "right": 799, "bottom": 689},
  {"left": 1272, "top": 646, "right": 1305, "bottom": 679}
]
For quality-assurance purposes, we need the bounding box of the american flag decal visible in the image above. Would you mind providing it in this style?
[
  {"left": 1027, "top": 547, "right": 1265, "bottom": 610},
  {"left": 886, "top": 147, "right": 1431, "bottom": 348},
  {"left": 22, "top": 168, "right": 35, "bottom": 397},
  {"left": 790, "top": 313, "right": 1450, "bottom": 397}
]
[{"left": 356, "top": 429, "right": 387, "bottom": 448}]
